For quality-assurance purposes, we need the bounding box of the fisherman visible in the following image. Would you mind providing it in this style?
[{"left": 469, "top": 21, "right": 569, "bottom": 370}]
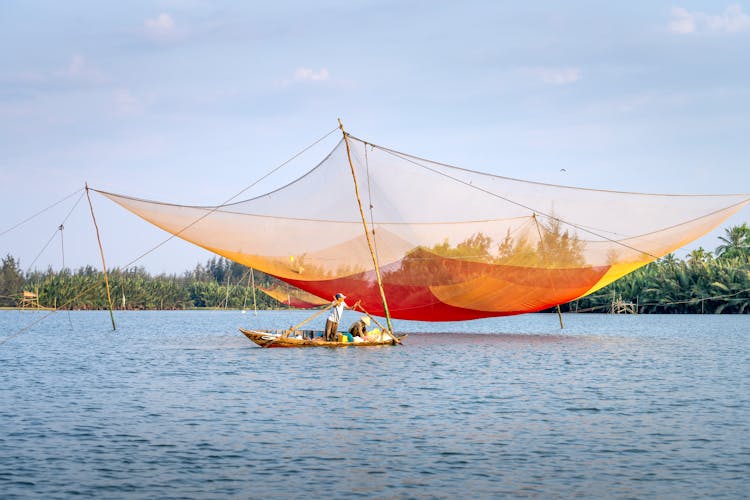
[
  {"left": 324, "top": 293, "right": 359, "bottom": 341},
  {"left": 348, "top": 315, "right": 371, "bottom": 338}
]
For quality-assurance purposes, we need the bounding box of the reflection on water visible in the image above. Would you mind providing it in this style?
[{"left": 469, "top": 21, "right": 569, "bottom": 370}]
[{"left": 1, "top": 311, "right": 748, "bottom": 498}]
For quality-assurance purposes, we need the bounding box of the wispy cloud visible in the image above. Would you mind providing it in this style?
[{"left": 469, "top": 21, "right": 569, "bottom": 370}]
[
  {"left": 293, "top": 67, "right": 330, "bottom": 82},
  {"left": 527, "top": 67, "right": 582, "bottom": 86},
  {"left": 278, "top": 67, "right": 331, "bottom": 87},
  {"left": 668, "top": 4, "right": 750, "bottom": 34},
  {"left": 144, "top": 13, "right": 183, "bottom": 41},
  {"left": 5, "top": 55, "right": 107, "bottom": 88},
  {"left": 113, "top": 89, "right": 145, "bottom": 116},
  {"left": 62, "top": 55, "right": 106, "bottom": 83}
]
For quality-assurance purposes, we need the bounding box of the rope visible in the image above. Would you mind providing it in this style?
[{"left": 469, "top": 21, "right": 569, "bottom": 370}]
[
  {"left": 641, "top": 288, "right": 750, "bottom": 307},
  {"left": 251, "top": 268, "right": 257, "bottom": 315},
  {"left": 26, "top": 228, "right": 62, "bottom": 273},
  {"left": 223, "top": 274, "right": 231, "bottom": 309},
  {"left": 2, "top": 128, "right": 339, "bottom": 346},
  {"left": 25, "top": 191, "right": 85, "bottom": 272},
  {"left": 60, "top": 223, "right": 74, "bottom": 330},
  {"left": 364, "top": 137, "right": 749, "bottom": 260},
  {"left": 363, "top": 142, "right": 384, "bottom": 275},
  {"left": 532, "top": 213, "right": 564, "bottom": 329},
  {"left": 88, "top": 126, "right": 339, "bottom": 272},
  {"left": 60, "top": 225, "right": 65, "bottom": 269},
  {"left": 350, "top": 134, "right": 750, "bottom": 198},
  {"left": 375, "top": 145, "right": 663, "bottom": 260},
  {"left": 574, "top": 287, "right": 750, "bottom": 313},
  {"left": 242, "top": 271, "right": 251, "bottom": 310},
  {"left": 0, "top": 188, "right": 84, "bottom": 238}
]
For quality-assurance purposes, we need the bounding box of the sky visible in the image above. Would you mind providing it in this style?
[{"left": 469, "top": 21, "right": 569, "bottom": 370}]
[{"left": 1, "top": 1, "right": 749, "bottom": 274}]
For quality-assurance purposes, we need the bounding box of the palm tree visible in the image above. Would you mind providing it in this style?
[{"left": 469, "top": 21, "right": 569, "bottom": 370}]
[
  {"left": 687, "top": 247, "right": 712, "bottom": 266},
  {"left": 715, "top": 223, "right": 749, "bottom": 261}
]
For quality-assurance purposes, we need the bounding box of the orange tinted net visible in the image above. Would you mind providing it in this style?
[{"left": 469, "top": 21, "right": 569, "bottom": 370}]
[
  {"left": 98, "top": 135, "right": 750, "bottom": 320},
  {"left": 258, "top": 285, "right": 329, "bottom": 309}
]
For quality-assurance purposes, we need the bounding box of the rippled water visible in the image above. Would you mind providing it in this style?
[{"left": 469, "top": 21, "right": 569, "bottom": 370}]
[{"left": 1, "top": 310, "right": 748, "bottom": 498}]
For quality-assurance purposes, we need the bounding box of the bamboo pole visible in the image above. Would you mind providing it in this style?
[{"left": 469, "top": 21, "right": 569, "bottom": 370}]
[
  {"left": 262, "top": 302, "right": 336, "bottom": 348},
  {"left": 85, "top": 183, "right": 116, "bottom": 331},
  {"left": 338, "top": 119, "right": 399, "bottom": 344},
  {"left": 287, "top": 302, "right": 334, "bottom": 333}
]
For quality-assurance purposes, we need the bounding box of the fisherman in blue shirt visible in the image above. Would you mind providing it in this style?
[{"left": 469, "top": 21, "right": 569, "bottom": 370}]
[{"left": 324, "top": 293, "right": 359, "bottom": 341}]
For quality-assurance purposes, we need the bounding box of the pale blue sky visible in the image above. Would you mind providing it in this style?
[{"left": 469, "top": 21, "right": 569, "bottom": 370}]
[{"left": 1, "top": 1, "right": 749, "bottom": 273}]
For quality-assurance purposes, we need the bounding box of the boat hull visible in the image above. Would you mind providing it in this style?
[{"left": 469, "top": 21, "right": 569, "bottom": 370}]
[{"left": 239, "top": 328, "right": 406, "bottom": 348}]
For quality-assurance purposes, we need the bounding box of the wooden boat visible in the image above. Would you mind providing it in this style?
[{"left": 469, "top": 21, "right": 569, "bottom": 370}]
[{"left": 240, "top": 328, "right": 407, "bottom": 348}]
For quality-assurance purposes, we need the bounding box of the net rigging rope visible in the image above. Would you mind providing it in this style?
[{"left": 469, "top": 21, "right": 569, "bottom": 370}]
[
  {"left": 26, "top": 191, "right": 85, "bottom": 272},
  {"left": 573, "top": 287, "right": 750, "bottom": 313},
  {"left": 363, "top": 136, "right": 750, "bottom": 260},
  {"left": 0, "top": 188, "right": 84, "bottom": 238},
  {"left": 369, "top": 139, "right": 660, "bottom": 260},
  {"left": 2, "top": 127, "right": 340, "bottom": 347},
  {"left": 90, "top": 126, "right": 339, "bottom": 272}
]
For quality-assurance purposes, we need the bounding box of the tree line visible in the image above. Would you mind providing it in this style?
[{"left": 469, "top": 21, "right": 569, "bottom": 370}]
[
  {"left": 1, "top": 224, "right": 748, "bottom": 313},
  {"left": 0, "top": 256, "right": 282, "bottom": 310}
]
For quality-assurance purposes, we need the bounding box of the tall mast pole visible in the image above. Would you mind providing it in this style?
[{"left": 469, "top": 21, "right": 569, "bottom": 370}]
[
  {"left": 85, "top": 183, "right": 117, "bottom": 331},
  {"left": 338, "top": 119, "right": 397, "bottom": 342}
]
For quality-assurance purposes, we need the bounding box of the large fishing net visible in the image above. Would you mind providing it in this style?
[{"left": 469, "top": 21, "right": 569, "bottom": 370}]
[{"left": 97, "top": 134, "right": 750, "bottom": 320}]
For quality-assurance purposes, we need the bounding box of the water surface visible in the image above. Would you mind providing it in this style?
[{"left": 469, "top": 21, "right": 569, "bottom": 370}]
[{"left": 1, "top": 311, "right": 748, "bottom": 498}]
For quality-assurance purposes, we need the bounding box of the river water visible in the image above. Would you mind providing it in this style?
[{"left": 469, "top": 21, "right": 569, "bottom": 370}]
[{"left": 1, "top": 310, "right": 748, "bottom": 498}]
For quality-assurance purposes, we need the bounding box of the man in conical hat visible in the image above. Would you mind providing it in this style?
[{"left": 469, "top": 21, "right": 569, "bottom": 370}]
[{"left": 348, "top": 315, "right": 371, "bottom": 338}]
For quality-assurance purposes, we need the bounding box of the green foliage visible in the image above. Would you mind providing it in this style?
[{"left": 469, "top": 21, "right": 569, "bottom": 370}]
[
  {"left": 715, "top": 223, "right": 749, "bottom": 262},
  {"left": 19, "top": 257, "right": 284, "bottom": 310},
  {"left": 0, "top": 255, "right": 25, "bottom": 306},
  {"left": 400, "top": 220, "right": 585, "bottom": 281},
  {"left": 569, "top": 249, "right": 750, "bottom": 314}
]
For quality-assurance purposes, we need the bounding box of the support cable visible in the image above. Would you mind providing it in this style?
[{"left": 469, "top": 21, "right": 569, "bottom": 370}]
[
  {"left": 366, "top": 139, "right": 750, "bottom": 261},
  {"left": 374, "top": 144, "right": 663, "bottom": 259},
  {"left": 0, "top": 188, "right": 84, "bottom": 238},
  {"left": 88, "top": 127, "right": 339, "bottom": 272},
  {"left": 26, "top": 191, "right": 85, "bottom": 272},
  {"left": 26, "top": 228, "right": 62, "bottom": 274},
  {"left": 4, "top": 129, "right": 340, "bottom": 346},
  {"left": 363, "top": 142, "right": 383, "bottom": 269},
  {"left": 574, "top": 287, "right": 750, "bottom": 313},
  {"left": 251, "top": 268, "right": 257, "bottom": 315},
  {"left": 60, "top": 223, "right": 74, "bottom": 329},
  {"left": 532, "top": 213, "right": 565, "bottom": 329}
]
